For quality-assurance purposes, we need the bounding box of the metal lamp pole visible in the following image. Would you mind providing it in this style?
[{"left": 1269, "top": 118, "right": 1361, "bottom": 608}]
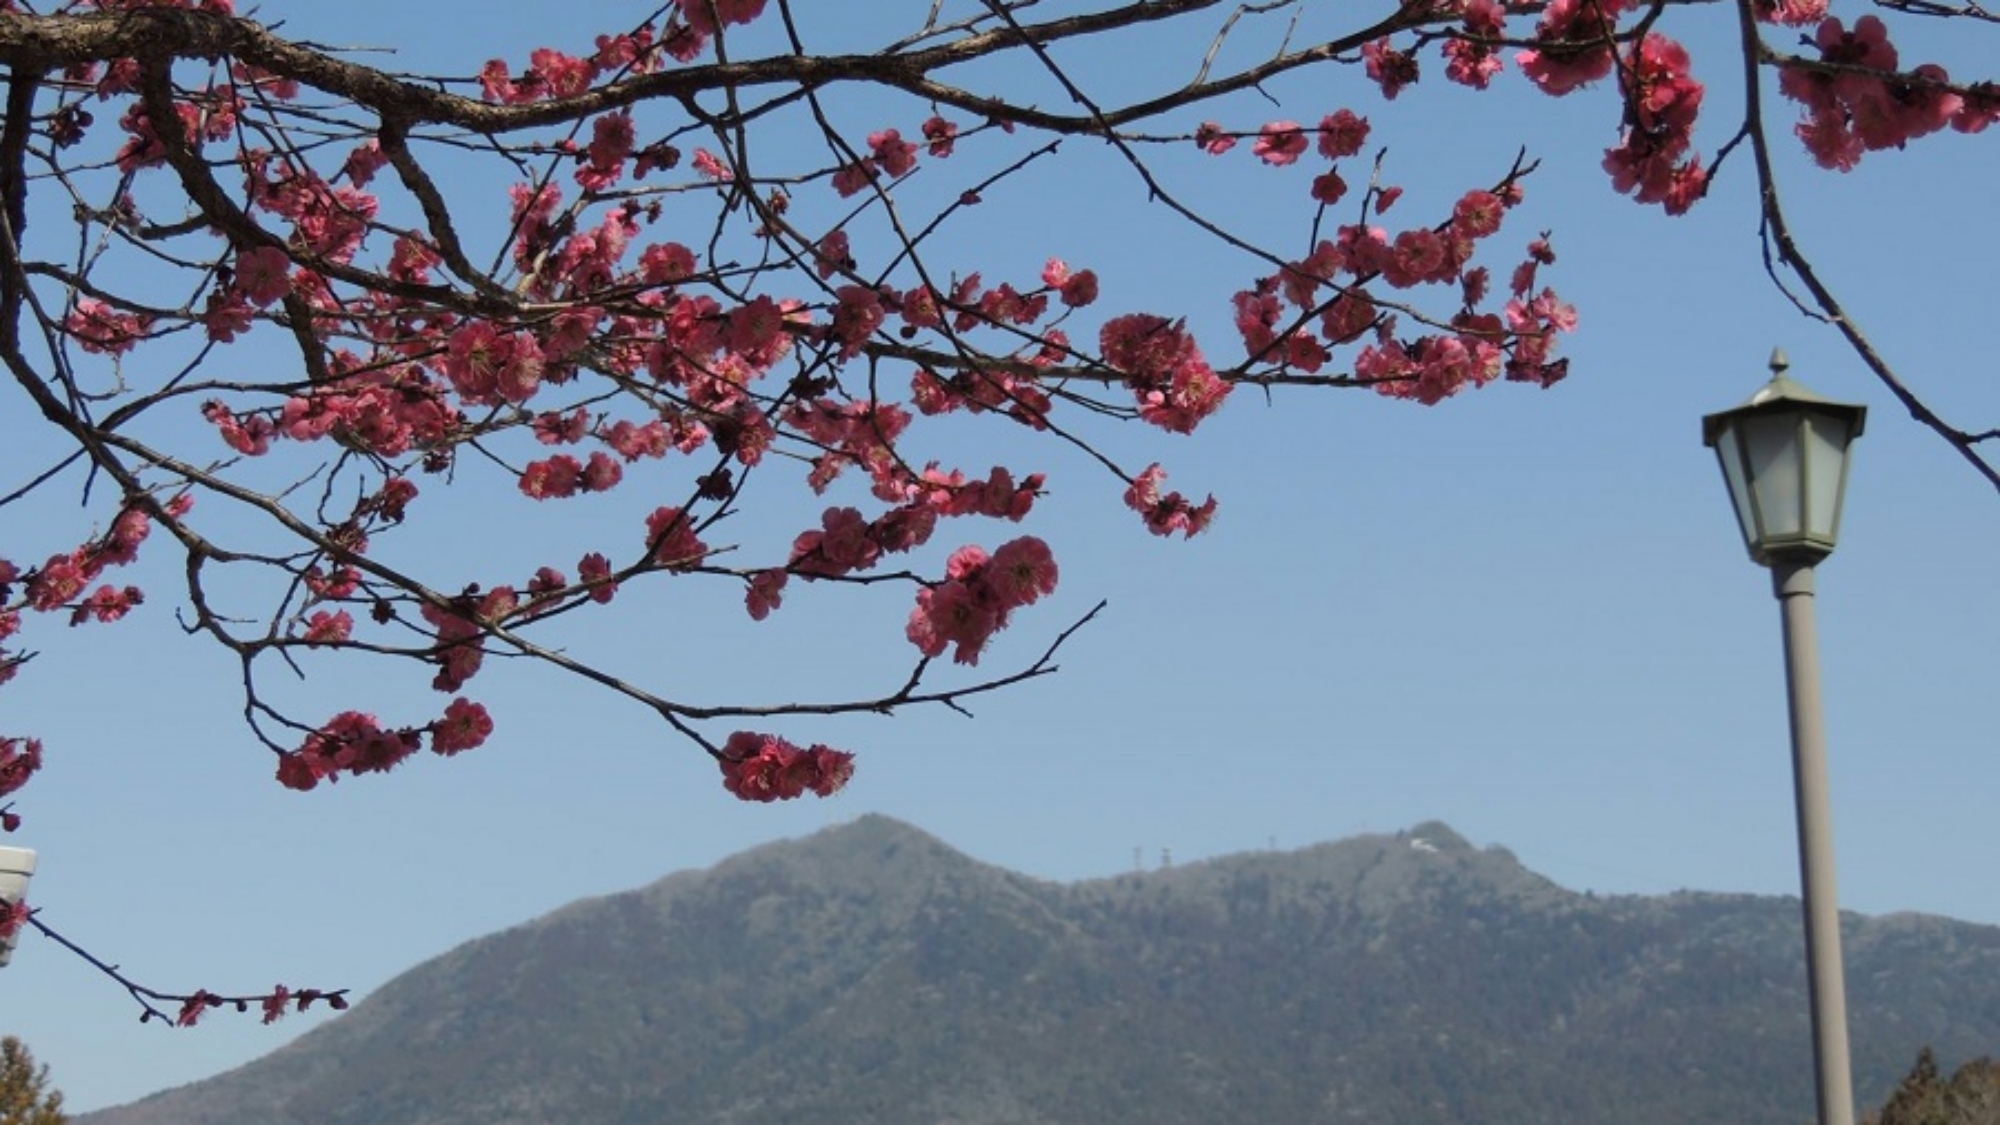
[
  {"left": 1772, "top": 557, "right": 1854, "bottom": 1125},
  {"left": 1703, "top": 351, "right": 1868, "bottom": 1125}
]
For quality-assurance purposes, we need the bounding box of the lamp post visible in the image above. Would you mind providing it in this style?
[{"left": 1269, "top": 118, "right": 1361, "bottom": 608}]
[
  {"left": 1703, "top": 349, "right": 1867, "bottom": 1125},
  {"left": 0, "top": 845, "right": 33, "bottom": 968}
]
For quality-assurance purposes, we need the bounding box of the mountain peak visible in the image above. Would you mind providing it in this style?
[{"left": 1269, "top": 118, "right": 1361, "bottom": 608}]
[
  {"left": 1402, "top": 820, "right": 1473, "bottom": 853},
  {"left": 815, "top": 811, "right": 952, "bottom": 851},
  {"left": 707, "top": 813, "right": 976, "bottom": 881}
]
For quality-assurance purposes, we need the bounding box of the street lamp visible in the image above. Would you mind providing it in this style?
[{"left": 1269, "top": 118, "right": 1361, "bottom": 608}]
[
  {"left": 1703, "top": 349, "right": 1867, "bottom": 1125},
  {"left": 0, "top": 845, "right": 33, "bottom": 968}
]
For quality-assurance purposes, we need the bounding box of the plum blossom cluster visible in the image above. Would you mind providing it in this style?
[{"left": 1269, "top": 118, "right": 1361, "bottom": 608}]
[
  {"left": 905, "top": 538, "right": 1060, "bottom": 666},
  {"left": 0, "top": 736, "right": 40, "bottom": 833},
  {"left": 477, "top": 28, "right": 672, "bottom": 104},
  {"left": 1443, "top": 0, "right": 1507, "bottom": 90},
  {"left": 1516, "top": 0, "right": 1629, "bottom": 97},
  {"left": 1099, "top": 314, "right": 1234, "bottom": 435},
  {"left": 1214, "top": 115, "right": 1576, "bottom": 403},
  {"left": 1202, "top": 110, "right": 1368, "bottom": 207},
  {"left": 1778, "top": 16, "right": 1996, "bottom": 171},
  {"left": 1446, "top": 3, "right": 1715, "bottom": 214},
  {"left": 0, "top": 898, "right": 27, "bottom": 944},
  {"left": 784, "top": 504, "right": 921, "bottom": 580},
  {"left": 275, "top": 699, "right": 492, "bottom": 791},
  {"left": 203, "top": 359, "right": 461, "bottom": 460},
  {"left": 64, "top": 298, "right": 153, "bottom": 355},
  {"left": 1123, "top": 464, "right": 1217, "bottom": 540},
  {"left": 718, "top": 731, "right": 854, "bottom": 802},
  {"left": 476, "top": 0, "right": 773, "bottom": 107},
  {"left": 1601, "top": 34, "right": 1709, "bottom": 215},
  {"left": 833, "top": 128, "right": 921, "bottom": 196}
]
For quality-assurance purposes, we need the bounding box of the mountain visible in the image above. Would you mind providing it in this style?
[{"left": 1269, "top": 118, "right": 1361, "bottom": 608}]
[{"left": 78, "top": 817, "right": 2000, "bottom": 1125}]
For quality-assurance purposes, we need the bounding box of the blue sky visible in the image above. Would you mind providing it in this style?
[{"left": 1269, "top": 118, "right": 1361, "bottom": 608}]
[{"left": 2, "top": 0, "right": 1996, "bottom": 1111}]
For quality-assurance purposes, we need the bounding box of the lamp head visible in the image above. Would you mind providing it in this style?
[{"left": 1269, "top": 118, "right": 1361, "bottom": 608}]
[{"left": 1702, "top": 350, "right": 1867, "bottom": 567}]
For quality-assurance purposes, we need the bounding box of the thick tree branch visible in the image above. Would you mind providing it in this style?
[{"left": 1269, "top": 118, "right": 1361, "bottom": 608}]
[{"left": 1733, "top": 0, "right": 2000, "bottom": 491}]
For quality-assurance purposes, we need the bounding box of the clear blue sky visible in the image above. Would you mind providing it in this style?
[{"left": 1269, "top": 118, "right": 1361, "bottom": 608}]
[{"left": 3, "top": 0, "right": 1995, "bottom": 1111}]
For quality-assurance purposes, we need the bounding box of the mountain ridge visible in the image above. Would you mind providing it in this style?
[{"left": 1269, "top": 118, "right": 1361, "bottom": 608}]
[{"left": 77, "top": 816, "right": 2000, "bottom": 1125}]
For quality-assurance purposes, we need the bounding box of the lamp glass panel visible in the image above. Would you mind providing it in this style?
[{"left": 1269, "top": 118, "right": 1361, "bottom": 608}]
[
  {"left": 1742, "top": 412, "right": 1804, "bottom": 539},
  {"left": 1714, "top": 430, "right": 1758, "bottom": 550},
  {"left": 1803, "top": 412, "right": 1851, "bottom": 541}
]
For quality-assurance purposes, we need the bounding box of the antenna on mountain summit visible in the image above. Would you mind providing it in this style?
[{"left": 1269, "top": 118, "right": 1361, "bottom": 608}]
[{"left": 1160, "top": 847, "right": 1173, "bottom": 869}]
